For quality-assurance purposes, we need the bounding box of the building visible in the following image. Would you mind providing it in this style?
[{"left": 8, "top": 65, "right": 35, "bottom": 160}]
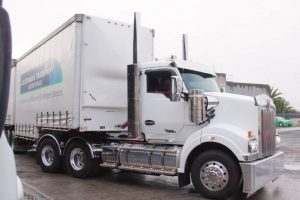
[{"left": 216, "top": 73, "right": 271, "bottom": 97}]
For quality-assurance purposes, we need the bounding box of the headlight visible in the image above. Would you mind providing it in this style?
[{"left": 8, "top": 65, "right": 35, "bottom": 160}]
[
  {"left": 276, "top": 133, "right": 281, "bottom": 148},
  {"left": 248, "top": 138, "right": 258, "bottom": 153}
]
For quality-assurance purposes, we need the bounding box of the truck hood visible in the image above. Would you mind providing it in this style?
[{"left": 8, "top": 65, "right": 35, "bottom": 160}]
[
  {"left": 207, "top": 92, "right": 255, "bottom": 105},
  {"left": 205, "top": 92, "right": 259, "bottom": 136}
]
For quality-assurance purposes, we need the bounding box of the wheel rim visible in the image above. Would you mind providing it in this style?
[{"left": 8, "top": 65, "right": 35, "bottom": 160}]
[
  {"left": 70, "top": 147, "right": 85, "bottom": 171},
  {"left": 41, "top": 145, "right": 55, "bottom": 166},
  {"left": 200, "top": 161, "right": 229, "bottom": 191}
]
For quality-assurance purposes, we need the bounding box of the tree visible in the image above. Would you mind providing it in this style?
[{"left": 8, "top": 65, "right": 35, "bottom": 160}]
[
  {"left": 270, "top": 87, "right": 295, "bottom": 113},
  {"left": 270, "top": 87, "right": 282, "bottom": 99}
]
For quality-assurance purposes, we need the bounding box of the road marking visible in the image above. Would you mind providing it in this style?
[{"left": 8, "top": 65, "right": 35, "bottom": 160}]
[{"left": 22, "top": 181, "right": 53, "bottom": 200}]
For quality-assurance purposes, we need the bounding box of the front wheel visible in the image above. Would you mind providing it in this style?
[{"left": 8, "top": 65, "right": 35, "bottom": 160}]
[{"left": 191, "top": 150, "right": 242, "bottom": 199}]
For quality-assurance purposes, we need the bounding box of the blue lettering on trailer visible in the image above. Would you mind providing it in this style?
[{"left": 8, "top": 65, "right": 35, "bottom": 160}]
[{"left": 20, "top": 59, "right": 62, "bottom": 94}]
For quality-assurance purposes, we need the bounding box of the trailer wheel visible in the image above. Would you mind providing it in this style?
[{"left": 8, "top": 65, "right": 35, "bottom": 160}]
[
  {"left": 191, "top": 150, "right": 241, "bottom": 199},
  {"left": 37, "top": 138, "right": 61, "bottom": 173},
  {"left": 64, "top": 141, "right": 97, "bottom": 178}
]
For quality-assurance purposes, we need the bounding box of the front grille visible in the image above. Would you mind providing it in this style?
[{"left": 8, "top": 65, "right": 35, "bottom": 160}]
[{"left": 260, "top": 107, "right": 276, "bottom": 157}]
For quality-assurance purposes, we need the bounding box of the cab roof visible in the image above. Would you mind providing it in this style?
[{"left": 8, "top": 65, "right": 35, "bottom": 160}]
[{"left": 140, "top": 59, "right": 216, "bottom": 76}]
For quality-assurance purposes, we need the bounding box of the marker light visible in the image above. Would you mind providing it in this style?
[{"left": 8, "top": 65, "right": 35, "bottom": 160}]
[{"left": 247, "top": 130, "right": 254, "bottom": 138}]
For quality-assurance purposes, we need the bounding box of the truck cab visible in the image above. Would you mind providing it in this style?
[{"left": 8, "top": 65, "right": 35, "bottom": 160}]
[
  {"left": 129, "top": 58, "right": 284, "bottom": 198},
  {"left": 140, "top": 59, "right": 218, "bottom": 143}
]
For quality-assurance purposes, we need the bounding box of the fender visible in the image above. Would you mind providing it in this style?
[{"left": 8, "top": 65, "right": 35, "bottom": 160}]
[
  {"left": 37, "top": 134, "right": 62, "bottom": 156},
  {"left": 63, "top": 136, "right": 94, "bottom": 158},
  {"left": 178, "top": 124, "right": 248, "bottom": 173}
]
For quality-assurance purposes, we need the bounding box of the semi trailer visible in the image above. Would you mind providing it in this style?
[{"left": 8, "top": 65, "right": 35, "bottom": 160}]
[{"left": 5, "top": 13, "right": 284, "bottom": 199}]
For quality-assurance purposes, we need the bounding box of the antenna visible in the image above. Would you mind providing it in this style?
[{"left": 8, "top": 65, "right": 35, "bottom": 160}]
[
  {"left": 182, "top": 34, "right": 188, "bottom": 60},
  {"left": 133, "top": 12, "right": 140, "bottom": 64}
]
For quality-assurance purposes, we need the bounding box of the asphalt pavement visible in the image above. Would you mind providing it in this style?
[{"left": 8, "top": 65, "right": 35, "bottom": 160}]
[{"left": 15, "top": 127, "right": 300, "bottom": 200}]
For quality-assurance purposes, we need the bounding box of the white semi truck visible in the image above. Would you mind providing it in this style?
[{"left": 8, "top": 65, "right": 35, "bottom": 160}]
[{"left": 4, "top": 13, "right": 284, "bottom": 199}]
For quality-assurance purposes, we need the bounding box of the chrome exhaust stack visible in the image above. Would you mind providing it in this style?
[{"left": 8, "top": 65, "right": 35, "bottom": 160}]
[
  {"left": 182, "top": 34, "right": 188, "bottom": 60},
  {"left": 189, "top": 89, "right": 208, "bottom": 124},
  {"left": 127, "top": 12, "right": 142, "bottom": 139}
]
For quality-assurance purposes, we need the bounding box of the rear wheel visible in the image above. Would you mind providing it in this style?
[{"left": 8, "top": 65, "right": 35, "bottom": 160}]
[
  {"left": 64, "top": 141, "right": 98, "bottom": 178},
  {"left": 191, "top": 150, "right": 242, "bottom": 199},
  {"left": 37, "top": 138, "right": 61, "bottom": 173}
]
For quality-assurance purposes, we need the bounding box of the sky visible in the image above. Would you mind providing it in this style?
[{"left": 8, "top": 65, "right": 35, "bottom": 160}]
[{"left": 4, "top": 0, "right": 300, "bottom": 110}]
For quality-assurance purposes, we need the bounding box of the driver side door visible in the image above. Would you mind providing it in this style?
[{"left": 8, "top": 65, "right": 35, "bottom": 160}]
[{"left": 141, "top": 68, "right": 185, "bottom": 141}]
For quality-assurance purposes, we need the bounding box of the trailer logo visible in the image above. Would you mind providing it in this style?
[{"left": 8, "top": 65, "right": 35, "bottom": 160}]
[{"left": 21, "top": 59, "right": 62, "bottom": 94}]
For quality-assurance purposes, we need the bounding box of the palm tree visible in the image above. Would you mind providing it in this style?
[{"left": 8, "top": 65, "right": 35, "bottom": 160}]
[
  {"left": 270, "top": 87, "right": 295, "bottom": 113},
  {"left": 270, "top": 87, "right": 282, "bottom": 100}
]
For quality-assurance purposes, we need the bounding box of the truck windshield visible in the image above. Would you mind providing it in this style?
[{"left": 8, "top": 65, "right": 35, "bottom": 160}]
[{"left": 179, "top": 68, "right": 219, "bottom": 92}]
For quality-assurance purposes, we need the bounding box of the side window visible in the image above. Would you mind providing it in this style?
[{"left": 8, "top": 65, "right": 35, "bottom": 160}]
[{"left": 146, "top": 70, "right": 174, "bottom": 97}]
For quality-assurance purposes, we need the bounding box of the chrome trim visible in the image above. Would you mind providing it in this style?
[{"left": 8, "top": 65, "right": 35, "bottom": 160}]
[
  {"left": 243, "top": 153, "right": 259, "bottom": 161},
  {"left": 240, "top": 151, "right": 284, "bottom": 193},
  {"left": 64, "top": 137, "right": 94, "bottom": 158},
  {"left": 170, "top": 76, "right": 182, "bottom": 102},
  {"left": 41, "top": 145, "right": 55, "bottom": 166},
  {"left": 36, "top": 111, "right": 72, "bottom": 130},
  {"left": 200, "top": 161, "right": 229, "bottom": 191},
  {"left": 70, "top": 147, "right": 86, "bottom": 171},
  {"left": 118, "top": 165, "right": 176, "bottom": 175},
  {"left": 182, "top": 34, "right": 188, "bottom": 60},
  {"left": 258, "top": 105, "right": 276, "bottom": 158},
  {"left": 100, "top": 144, "right": 119, "bottom": 166},
  {"left": 100, "top": 143, "right": 182, "bottom": 175},
  {"left": 100, "top": 162, "right": 118, "bottom": 168},
  {"left": 118, "top": 144, "right": 181, "bottom": 174},
  {"left": 127, "top": 64, "right": 142, "bottom": 139},
  {"left": 189, "top": 89, "right": 207, "bottom": 124}
]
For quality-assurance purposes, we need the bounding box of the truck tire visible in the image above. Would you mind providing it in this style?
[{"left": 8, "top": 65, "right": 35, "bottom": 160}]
[
  {"left": 37, "top": 138, "right": 61, "bottom": 173},
  {"left": 191, "top": 150, "right": 241, "bottom": 199},
  {"left": 64, "top": 141, "right": 98, "bottom": 178}
]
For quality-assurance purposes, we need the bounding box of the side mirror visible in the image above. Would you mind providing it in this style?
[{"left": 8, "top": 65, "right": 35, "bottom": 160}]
[
  {"left": 0, "top": 3, "right": 12, "bottom": 136},
  {"left": 170, "top": 76, "right": 182, "bottom": 102}
]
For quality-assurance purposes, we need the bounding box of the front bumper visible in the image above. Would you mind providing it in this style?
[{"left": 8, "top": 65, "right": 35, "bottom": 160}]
[
  {"left": 285, "top": 122, "right": 292, "bottom": 126},
  {"left": 240, "top": 151, "right": 284, "bottom": 193}
]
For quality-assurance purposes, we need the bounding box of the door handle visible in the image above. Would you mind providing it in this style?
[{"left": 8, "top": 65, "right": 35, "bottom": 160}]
[{"left": 145, "top": 120, "right": 155, "bottom": 126}]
